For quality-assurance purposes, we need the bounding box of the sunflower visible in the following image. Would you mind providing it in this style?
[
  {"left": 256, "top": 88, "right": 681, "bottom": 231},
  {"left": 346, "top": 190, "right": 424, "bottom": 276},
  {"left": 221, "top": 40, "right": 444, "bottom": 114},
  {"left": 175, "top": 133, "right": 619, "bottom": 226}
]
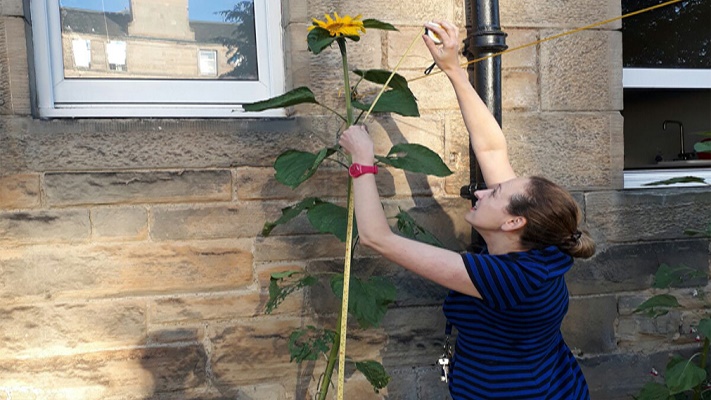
[{"left": 308, "top": 12, "right": 366, "bottom": 37}]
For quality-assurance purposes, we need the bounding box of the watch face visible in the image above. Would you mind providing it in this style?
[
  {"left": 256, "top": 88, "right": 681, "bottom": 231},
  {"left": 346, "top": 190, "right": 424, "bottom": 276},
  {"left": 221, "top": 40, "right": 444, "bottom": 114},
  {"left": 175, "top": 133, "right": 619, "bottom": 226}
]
[{"left": 349, "top": 163, "right": 362, "bottom": 177}]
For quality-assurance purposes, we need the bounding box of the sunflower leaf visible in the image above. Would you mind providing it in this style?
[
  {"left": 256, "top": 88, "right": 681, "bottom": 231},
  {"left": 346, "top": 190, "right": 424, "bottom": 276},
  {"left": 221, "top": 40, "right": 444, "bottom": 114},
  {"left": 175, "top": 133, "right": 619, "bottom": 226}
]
[
  {"left": 355, "top": 360, "right": 391, "bottom": 392},
  {"left": 306, "top": 201, "right": 356, "bottom": 242},
  {"left": 352, "top": 89, "right": 419, "bottom": 117},
  {"left": 395, "top": 208, "right": 444, "bottom": 248},
  {"left": 375, "top": 143, "right": 453, "bottom": 177},
  {"left": 362, "top": 19, "right": 398, "bottom": 31},
  {"left": 307, "top": 27, "right": 339, "bottom": 54},
  {"left": 265, "top": 271, "right": 318, "bottom": 314},
  {"left": 243, "top": 87, "right": 318, "bottom": 112},
  {"left": 353, "top": 69, "right": 412, "bottom": 93},
  {"left": 330, "top": 275, "right": 396, "bottom": 328},
  {"left": 262, "top": 197, "right": 321, "bottom": 237},
  {"left": 273, "top": 147, "right": 337, "bottom": 189}
]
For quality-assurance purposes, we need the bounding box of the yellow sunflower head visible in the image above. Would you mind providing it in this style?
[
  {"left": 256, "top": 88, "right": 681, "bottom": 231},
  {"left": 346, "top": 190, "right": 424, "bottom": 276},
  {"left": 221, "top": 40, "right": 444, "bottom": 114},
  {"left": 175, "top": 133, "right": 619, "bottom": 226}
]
[{"left": 308, "top": 12, "right": 366, "bottom": 37}]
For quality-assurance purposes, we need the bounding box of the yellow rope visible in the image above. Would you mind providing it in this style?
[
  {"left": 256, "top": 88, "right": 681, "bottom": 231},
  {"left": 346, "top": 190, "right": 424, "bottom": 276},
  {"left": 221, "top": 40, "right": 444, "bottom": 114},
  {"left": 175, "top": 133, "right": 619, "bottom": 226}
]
[{"left": 409, "top": 0, "right": 683, "bottom": 82}]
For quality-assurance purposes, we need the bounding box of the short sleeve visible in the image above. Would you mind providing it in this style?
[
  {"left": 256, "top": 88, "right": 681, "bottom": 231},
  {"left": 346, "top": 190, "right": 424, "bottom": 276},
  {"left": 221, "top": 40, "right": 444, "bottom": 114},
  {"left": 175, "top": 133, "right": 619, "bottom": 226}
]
[{"left": 460, "top": 252, "right": 550, "bottom": 310}]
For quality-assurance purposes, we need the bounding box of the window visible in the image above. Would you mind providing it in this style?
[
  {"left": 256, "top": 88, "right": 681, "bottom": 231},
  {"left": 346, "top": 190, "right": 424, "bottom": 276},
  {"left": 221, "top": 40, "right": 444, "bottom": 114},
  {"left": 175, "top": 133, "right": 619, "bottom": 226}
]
[
  {"left": 30, "top": 0, "right": 285, "bottom": 118},
  {"left": 621, "top": 0, "right": 711, "bottom": 188},
  {"left": 198, "top": 50, "right": 218, "bottom": 76}
]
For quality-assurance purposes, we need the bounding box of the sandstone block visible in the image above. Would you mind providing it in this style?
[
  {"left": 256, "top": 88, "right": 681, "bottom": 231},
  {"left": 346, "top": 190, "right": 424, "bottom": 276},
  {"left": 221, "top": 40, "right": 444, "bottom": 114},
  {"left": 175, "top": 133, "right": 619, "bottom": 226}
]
[
  {"left": 579, "top": 351, "right": 682, "bottom": 400},
  {"left": 0, "top": 174, "right": 40, "bottom": 209},
  {"left": 500, "top": 0, "right": 620, "bottom": 28},
  {"left": 0, "top": 209, "right": 89, "bottom": 242},
  {"left": 91, "top": 206, "right": 148, "bottom": 240},
  {"left": 0, "top": 0, "right": 23, "bottom": 16},
  {"left": 147, "top": 327, "right": 202, "bottom": 345},
  {"left": 254, "top": 234, "right": 345, "bottom": 262},
  {"left": 380, "top": 306, "right": 447, "bottom": 368},
  {"left": 561, "top": 295, "right": 617, "bottom": 354},
  {"left": 540, "top": 30, "right": 623, "bottom": 111},
  {"left": 402, "top": 69, "right": 459, "bottom": 111},
  {"left": 503, "top": 111, "right": 623, "bottom": 189},
  {"left": 386, "top": 27, "right": 467, "bottom": 71},
  {"left": 0, "top": 239, "right": 253, "bottom": 303},
  {"left": 13, "top": 118, "right": 323, "bottom": 171},
  {"left": 1, "top": 18, "right": 30, "bottom": 115},
  {"left": 0, "top": 345, "right": 207, "bottom": 399},
  {"left": 0, "top": 300, "right": 146, "bottom": 358},
  {"left": 585, "top": 188, "right": 711, "bottom": 243},
  {"left": 501, "top": 70, "right": 538, "bottom": 111},
  {"left": 44, "top": 170, "right": 231, "bottom": 206},
  {"left": 151, "top": 202, "right": 289, "bottom": 240},
  {"left": 567, "top": 240, "right": 709, "bottom": 295},
  {"left": 501, "top": 29, "right": 538, "bottom": 70},
  {"left": 149, "top": 291, "right": 304, "bottom": 325},
  {"left": 443, "top": 111, "right": 471, "bottom": 196},
  {"left": 209, "top": 318, "right": 305, "bottom": 387}
]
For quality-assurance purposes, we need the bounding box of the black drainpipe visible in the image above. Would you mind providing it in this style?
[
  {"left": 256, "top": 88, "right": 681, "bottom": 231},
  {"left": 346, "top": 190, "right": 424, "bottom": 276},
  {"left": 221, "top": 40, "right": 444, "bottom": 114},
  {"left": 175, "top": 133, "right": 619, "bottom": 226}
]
[{"left": 462, "top": 0, "right": 508, "bottom": 247}]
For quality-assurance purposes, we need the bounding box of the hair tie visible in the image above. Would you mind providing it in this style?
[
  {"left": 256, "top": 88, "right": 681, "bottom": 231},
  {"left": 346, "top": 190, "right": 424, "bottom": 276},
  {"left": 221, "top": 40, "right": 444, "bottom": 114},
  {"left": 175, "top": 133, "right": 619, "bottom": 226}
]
[{"left": 572, "top": 230, "right": 582, "bottom": 242}]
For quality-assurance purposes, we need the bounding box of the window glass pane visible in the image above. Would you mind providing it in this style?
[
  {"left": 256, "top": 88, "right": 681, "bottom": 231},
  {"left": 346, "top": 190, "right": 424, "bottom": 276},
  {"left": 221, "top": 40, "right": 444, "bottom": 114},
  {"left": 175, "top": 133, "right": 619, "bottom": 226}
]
[
  {"left": 59, "top": 0, "right": 258, "bottom": 80},
  {"left": 622, "top": 0, "right": 710, "bottom": 68}
]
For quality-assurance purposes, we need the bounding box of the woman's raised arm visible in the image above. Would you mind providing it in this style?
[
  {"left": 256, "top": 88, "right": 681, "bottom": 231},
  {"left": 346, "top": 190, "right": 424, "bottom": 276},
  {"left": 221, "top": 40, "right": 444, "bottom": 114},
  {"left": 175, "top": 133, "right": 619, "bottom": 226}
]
[{"left": 423, "top": 21, "right": 516, "bottom": 186}]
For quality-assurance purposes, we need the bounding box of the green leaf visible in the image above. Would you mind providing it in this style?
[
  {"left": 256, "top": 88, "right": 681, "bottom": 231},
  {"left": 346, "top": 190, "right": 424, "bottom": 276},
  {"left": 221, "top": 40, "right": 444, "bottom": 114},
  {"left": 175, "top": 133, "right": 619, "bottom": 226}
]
[
  {"left": 395, "top": 208, "right": 444, "bottom": 248},
  {"left": 376, "top": 143, "right": 453, "bottom": 177},
  {"left": 636, "top": 382, "right": 673, "bottom": 400},
  {"left": 697, "top": 319, "right": 711, "bottom": 339},
  {"left": 644, "top": 176, "right": 708, "bottom": 186},
  {"left": 353, "top": 69, "right": 412, "bottom": 93},
  {"left": 355, "top": 360, "right": 391, "bottom": 392},
  {"left": 362, "top": 19, "right": 398, "bottom": 31},
  {"left": 262, "top": 197, "right": 320, "bottom": 237},
  {"left": 694, "top": 141, "right": 711, "bottom": 153},
  {"left": 288, "top": 326, "right": 337, "bottom": 363},
  {"left": 633, "top": 294, "right": 681, "bottom": 318},
  {"left": 274, "top": 147, "right": 337, "bottom": 189},
  {"left": 243, "top": 87, "right": 318, "bottom": 112},
  {"left": 652, "top": 263, "right": 706, "bottom": 289},
  {"left": 306, "top": 202, "right": 356, "bottom": 242},
  {"left": 307, "top": 27, "right": 338, "bottom": 54},
  {"left": 307, "top": 28, "right": 360, "bottom": 54},
  {"left": 331, "top": 275, "right": 397, "bottom": 328},
  {"left": 684, "top": 222, "right": 711, "bottom": 238},
  {"left": 265, "top": 271, "right": 318, "bottom": 314},
  {"left": 665, "top": 356, "right": 706, "bottom": 394},
  {"left": 353, "top": 89, "right": 419, "bottom": 117}
]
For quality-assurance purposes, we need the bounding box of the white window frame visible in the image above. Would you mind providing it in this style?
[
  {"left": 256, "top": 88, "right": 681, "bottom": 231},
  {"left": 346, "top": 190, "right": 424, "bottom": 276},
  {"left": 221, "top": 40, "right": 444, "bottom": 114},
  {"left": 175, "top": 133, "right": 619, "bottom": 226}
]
[
  {"left": 198, "top": 50, "right": 218, "bottom": 77},
  {"left": 30, "top": 0, "right": 286, "bottom": 118}
]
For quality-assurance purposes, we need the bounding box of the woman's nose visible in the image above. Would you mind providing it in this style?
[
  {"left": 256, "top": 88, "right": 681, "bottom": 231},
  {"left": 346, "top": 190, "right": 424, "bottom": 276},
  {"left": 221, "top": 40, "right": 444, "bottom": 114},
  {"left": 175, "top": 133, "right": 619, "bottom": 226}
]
[{"left": 474, "top": 189, "right": 488, "bottom": 199}]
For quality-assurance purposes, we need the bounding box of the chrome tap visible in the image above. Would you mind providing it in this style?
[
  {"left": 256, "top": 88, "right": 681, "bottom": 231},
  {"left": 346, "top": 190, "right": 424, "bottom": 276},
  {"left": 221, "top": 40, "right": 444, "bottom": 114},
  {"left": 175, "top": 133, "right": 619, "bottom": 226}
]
[{"left": 663, "top": 120, "right": 693, "bottom": 160}]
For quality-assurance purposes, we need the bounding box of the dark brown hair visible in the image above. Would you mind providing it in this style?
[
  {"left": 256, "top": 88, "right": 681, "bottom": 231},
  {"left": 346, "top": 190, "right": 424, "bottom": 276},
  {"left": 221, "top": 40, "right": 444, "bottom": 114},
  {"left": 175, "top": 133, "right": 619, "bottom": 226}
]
[{"left": 506, "top": 176, "right": 595, "bottom": 259}]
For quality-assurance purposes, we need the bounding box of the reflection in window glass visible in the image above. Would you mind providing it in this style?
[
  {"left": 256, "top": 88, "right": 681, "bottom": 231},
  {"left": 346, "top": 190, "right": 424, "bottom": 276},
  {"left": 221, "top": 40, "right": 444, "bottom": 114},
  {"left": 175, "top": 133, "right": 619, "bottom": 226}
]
[
  {"left": 622, "top": 0, "right": 710, "bottom": 68},
  {"left": 59, "top": 0, "right": 257, "bottom": 80},
  {"left": 199, "top": 50, "right": 217, "bottom": 76},
  {"left": 71, "top": 39, "right": 91, "bottom": 68}
]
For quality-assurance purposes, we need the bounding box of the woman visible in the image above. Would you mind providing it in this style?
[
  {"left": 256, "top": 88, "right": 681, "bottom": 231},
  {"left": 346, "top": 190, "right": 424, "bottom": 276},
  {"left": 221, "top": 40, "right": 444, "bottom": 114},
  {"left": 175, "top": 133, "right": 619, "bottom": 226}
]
[{"left": 338, "top": 21, "right": 595, "bottom": 400}]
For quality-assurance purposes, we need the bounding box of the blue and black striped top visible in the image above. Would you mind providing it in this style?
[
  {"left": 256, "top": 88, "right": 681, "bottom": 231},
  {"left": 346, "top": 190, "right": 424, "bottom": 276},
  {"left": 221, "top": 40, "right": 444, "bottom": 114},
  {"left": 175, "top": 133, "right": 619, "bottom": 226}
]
[{"left": 443, "top": 245, "right": 590, "bottom": 399}]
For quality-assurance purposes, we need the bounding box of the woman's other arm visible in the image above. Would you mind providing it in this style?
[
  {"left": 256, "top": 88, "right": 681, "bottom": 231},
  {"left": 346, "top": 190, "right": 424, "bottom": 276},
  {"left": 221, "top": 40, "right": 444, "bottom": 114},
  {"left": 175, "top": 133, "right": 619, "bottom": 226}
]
[
  {"left": 339, "top": 125, "right": 481, "bottom": 298},
  {"left": 423, "top": 21, "right": 516, "bottom": 186}
]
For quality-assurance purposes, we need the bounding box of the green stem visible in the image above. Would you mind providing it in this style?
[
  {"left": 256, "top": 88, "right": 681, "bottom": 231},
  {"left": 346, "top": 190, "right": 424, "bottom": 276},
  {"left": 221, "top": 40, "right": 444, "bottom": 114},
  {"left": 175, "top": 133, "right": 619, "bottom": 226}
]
[
  {"left": 317, "top": 36, "right": 355, "bottom": 400},
  {"left": 318, "top": 322, "right": 341, "bottom": 400},
  {"left": 693, "top": 338, "right": 710, "bottom": 400},
  {"left": 337, "top": 38, "right": 354, "bottom": 127}
]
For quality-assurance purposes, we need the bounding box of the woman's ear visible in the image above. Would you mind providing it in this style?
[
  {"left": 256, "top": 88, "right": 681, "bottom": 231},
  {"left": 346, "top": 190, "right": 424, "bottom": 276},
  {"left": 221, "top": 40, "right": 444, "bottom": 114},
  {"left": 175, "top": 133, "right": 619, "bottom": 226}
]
[{"left": 501, "top": 216, "right": 527, "bottom": 232}]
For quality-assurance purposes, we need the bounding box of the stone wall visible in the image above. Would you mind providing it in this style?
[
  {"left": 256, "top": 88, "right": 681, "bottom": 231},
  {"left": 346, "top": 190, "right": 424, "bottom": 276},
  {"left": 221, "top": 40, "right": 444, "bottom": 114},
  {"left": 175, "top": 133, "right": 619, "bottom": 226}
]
[{"left": 1, "top": 0, "right": 709, "bottom": 399}]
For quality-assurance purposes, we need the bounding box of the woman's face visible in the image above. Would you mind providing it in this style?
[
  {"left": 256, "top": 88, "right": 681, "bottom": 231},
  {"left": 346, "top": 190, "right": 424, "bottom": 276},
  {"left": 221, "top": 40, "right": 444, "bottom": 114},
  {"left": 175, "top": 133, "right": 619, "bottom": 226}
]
[{"left": 465, "top": 177, "right": 529, "bottom": 231}]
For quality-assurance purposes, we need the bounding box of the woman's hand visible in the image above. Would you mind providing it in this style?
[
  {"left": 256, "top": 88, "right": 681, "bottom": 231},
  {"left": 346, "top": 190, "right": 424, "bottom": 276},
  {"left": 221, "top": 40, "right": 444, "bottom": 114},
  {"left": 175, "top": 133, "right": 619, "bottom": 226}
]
[
  {"left": 422, "top": 20, "right": 461, "bottom": 75},
  {"left": 339, "top": 125, "right": 375, "bottom": 165}
]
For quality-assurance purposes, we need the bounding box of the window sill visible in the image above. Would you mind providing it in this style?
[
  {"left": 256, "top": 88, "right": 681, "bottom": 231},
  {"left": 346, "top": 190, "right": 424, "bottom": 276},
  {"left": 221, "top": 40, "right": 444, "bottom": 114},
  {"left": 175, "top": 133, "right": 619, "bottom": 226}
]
[
  {"left": 37, "top": 105, "right": 287, "bottom": 119},
  {"left": 624, "top": 168, "right": 711, "bottom": 189}
]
